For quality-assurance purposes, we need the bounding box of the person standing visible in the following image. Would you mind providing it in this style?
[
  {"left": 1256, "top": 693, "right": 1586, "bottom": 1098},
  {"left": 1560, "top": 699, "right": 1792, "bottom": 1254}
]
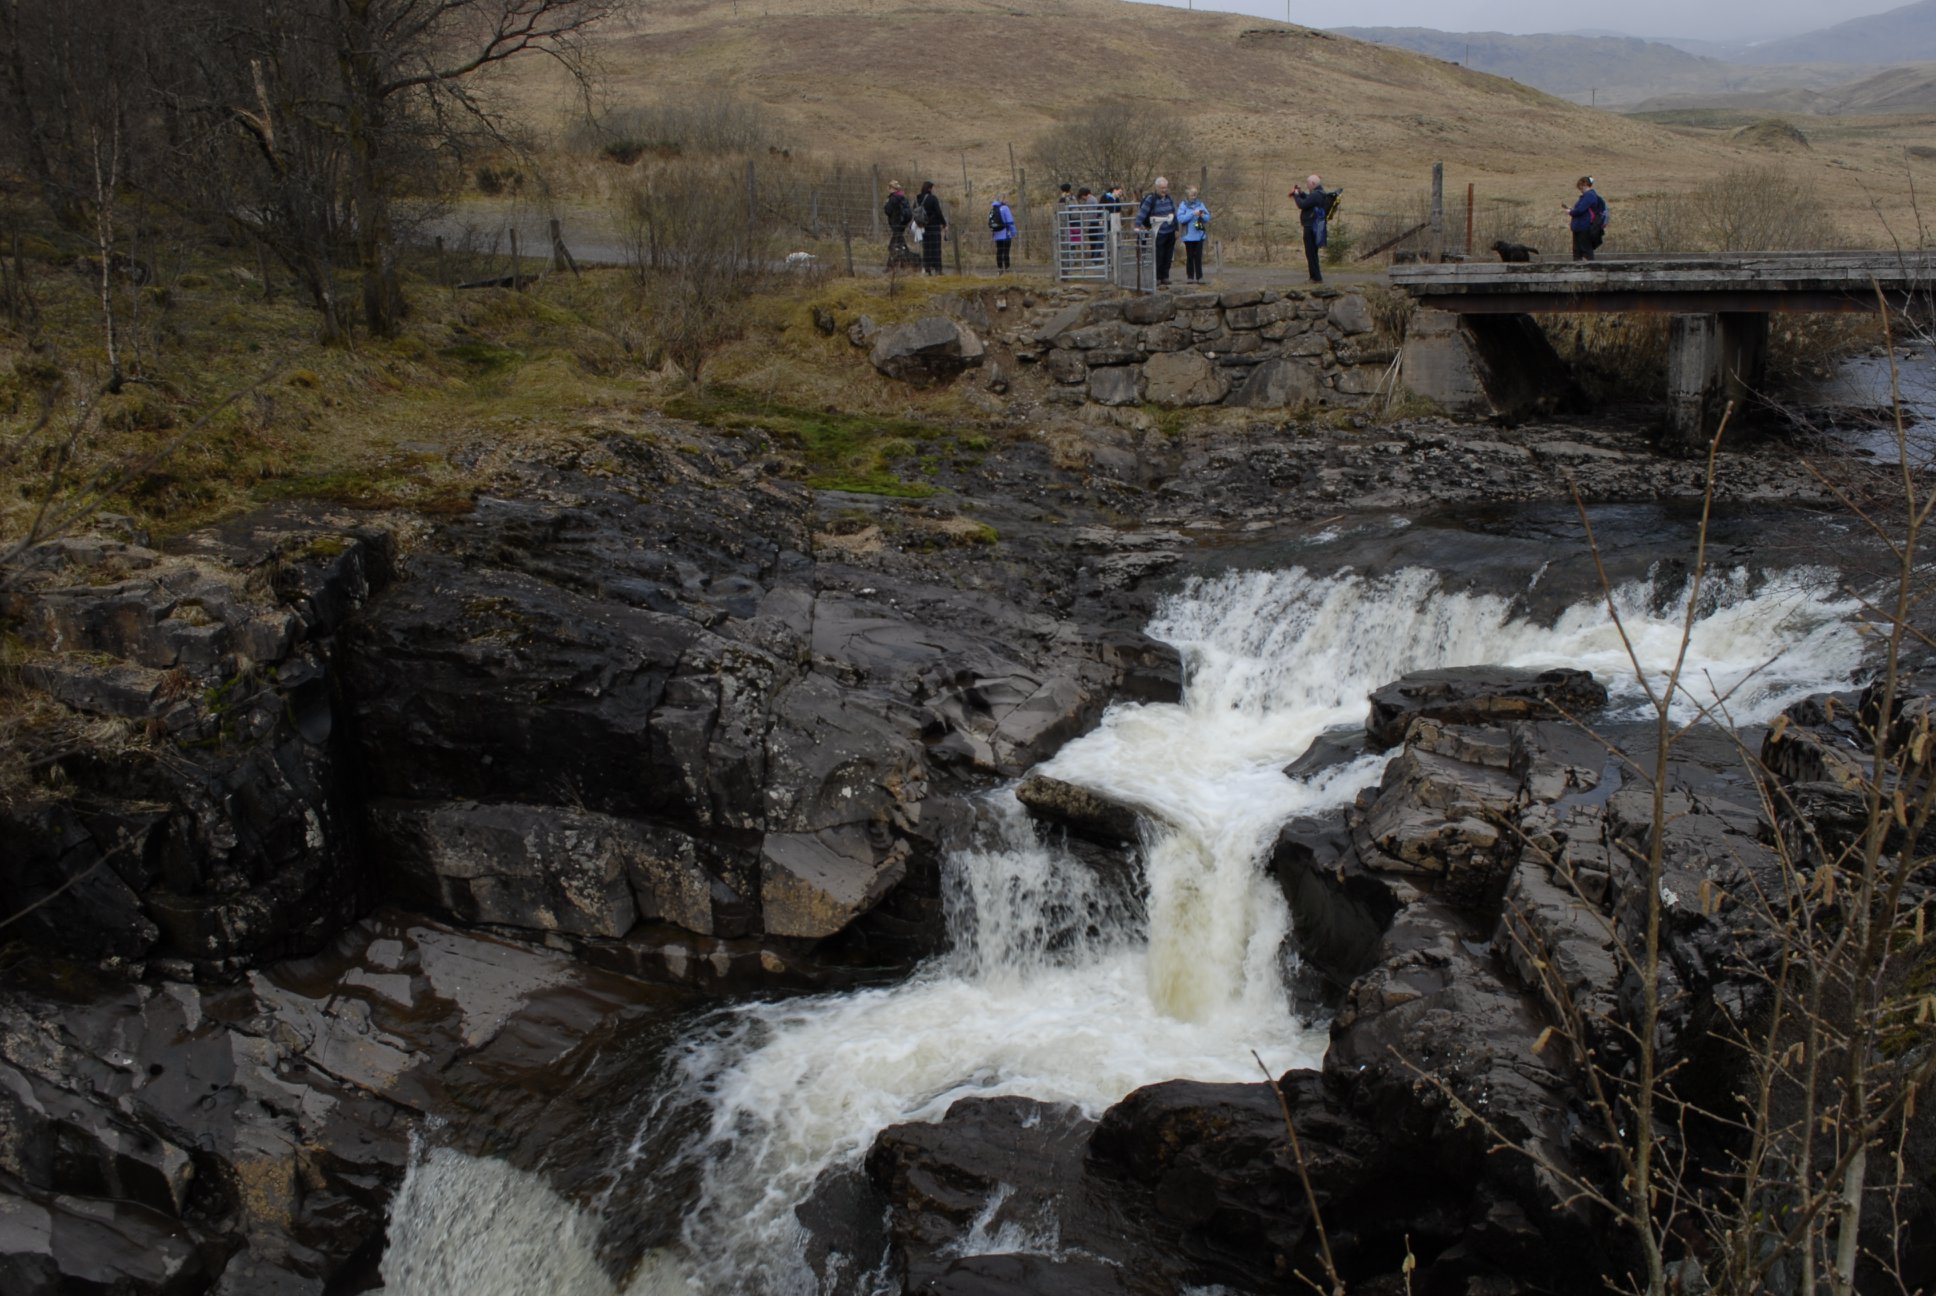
[
  {"left": 916, "top": 180, "right": 947, "bottom": 276},
  {"left": 883, "top": 180, "right": 914, "bottom": 269},
  {"left": 1175, "top": 185, "right": 1211, "bottom": 284},
  {"left": 1292, "top": 174, "right": 1330, "bottom": 283},
  {"left": 1565, "top": 176, "right": 1607, "bottom": 262},
  {"left": 1136, "top": 176, "right": 1179, "bottom": 288},
  {"left": 988, "top": 194, "right": 1017, "bottom": 270}
]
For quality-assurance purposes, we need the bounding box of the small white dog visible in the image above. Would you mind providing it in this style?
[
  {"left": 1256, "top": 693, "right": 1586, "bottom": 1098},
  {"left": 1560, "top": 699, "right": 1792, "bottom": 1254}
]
[{"left": 785, "top": 251, "right": 817, "bottom": 269}]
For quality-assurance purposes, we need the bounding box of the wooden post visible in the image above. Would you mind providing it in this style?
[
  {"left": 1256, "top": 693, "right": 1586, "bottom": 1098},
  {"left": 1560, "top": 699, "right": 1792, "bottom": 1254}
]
[
  {"left": 1465, "top": 183, "right": 1475, "bottom": 258},
  {"left": 871, "top": 165, "right": 882, "bottom": 240},
  {"left": 509, "top": 227, "right": 522, "bottom": 291},
  {"left": 1008, "top": 142, "right": 1018, "bottom": 194},
  {"left": 746, "top": 159, "right": 758, "bottom": 230},
  {"left": 550, "top": 219, "right": 579, "bottom": 276},
  {"left": 1430, "top": 162, "right": 1445, "bottom": 262},
  {"left": 809, "top": 187, "right": 821, "bottom": 239},
  {"left": 952, "top": 212, "right": 963, "bottom": 276},
  {"left": 1019, "top": 167, "right": 1029, "bottom": 263}
]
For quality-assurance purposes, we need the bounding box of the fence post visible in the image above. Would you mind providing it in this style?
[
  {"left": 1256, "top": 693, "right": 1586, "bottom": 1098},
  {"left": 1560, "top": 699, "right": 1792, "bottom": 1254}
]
[
  {"left": 509, "top": 227, "right": 522, "bottom": 291},
  {"left": 871, "top": 166, "right": 882, "bottom": 240},
  {"left": 1430, "top": 161, "right": 1445, "bottom": 262},
  {"left": 809, "top": 187, "right": 820, "bottom": 239},
  {"left": 1465, "top": 183, "right": 1474, "bottom": 258},
  {"left": 746, "top": 159, "right": 758, "bottom": 230},
  {"left": 550, "top": 219, "right": 579, "bottom": 276},
  {"left": 1019, "top": 167, "right": 1029, "bottom": 263}
]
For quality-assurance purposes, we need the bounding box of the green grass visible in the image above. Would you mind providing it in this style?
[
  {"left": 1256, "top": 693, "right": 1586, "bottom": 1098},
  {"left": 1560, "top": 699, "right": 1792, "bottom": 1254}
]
[{"left": 659, "top": 387, "right": 957, "bottom": 498}]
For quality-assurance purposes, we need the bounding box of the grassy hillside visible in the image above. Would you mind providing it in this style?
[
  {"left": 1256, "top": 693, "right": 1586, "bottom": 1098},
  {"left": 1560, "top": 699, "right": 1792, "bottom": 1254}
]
[{"left": 498, "top": 0, "right": 1930, "bottom": 244}]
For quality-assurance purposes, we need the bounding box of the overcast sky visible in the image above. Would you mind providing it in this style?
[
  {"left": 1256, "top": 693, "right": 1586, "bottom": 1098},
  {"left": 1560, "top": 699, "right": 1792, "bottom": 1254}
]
[{"left": 1128, "top": 0, "right": 1906, "bottom": 43}]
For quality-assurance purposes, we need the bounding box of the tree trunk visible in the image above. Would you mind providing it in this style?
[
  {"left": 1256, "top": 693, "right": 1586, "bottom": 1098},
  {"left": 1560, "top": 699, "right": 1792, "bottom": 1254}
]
[{"left": 339, "top": 0, "right": 403, "bottom": 337}]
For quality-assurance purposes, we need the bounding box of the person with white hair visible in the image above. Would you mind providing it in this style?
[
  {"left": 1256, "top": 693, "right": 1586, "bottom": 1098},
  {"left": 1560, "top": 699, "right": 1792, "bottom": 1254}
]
[
  {"left": 1291, "top": 172, "right": 1333, "bottom": 284},
  {"left": 1134, "top": 176, "right": 1180, "bottom": 289}
]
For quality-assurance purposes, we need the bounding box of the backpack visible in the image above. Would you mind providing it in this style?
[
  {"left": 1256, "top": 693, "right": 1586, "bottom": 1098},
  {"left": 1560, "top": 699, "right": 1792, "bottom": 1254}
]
[
  {"left": 884, "top": 193, "right": 910, "bottom": 225},
  {"left": 987, "top": 203, "right": 1006, "bottom": 233},
  {"left": 1589, "top": 196, "right": 1608, "bottom": 230},
  {"left": 1323, "top": 188, "right": 1343, "bottom": 221}
]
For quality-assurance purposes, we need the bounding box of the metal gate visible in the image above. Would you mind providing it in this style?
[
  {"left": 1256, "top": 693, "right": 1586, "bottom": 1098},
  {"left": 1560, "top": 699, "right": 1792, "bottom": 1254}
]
[{"left": 1054, "top": 205, "right": 1155, "bottom": 291}]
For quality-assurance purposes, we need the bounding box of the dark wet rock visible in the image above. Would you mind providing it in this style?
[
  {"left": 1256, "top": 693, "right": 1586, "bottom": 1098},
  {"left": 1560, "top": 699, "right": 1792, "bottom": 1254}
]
[
  {"left": 1270, "top": 817, "right": 1411, "bottom": 1008},
  {"left": 370, "top": 800, "right": 642, "bottom": 938},
  {"left": 919, "top": 1252, "right": 1131, "bottom": 1295},
  {"left": 0, "top": 517, "right": 386, "bottom": 980},
  {"left": 1365, "top": 666, "right": 1608, "bottom": 751},
  {"left": 0, "top": 912, "right": 693, "bottom": 1294}
]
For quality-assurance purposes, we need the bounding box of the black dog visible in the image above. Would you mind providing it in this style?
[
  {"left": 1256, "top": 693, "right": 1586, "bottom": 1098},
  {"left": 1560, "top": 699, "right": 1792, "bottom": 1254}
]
[{"left": 1492, "top": 240, "right": 1539, "bottom": 263}]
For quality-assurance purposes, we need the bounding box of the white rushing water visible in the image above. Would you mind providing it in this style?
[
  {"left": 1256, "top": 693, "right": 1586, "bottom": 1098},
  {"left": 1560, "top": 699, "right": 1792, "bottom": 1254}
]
[{"left": 379, "top": 561, "right": 1868, "bottom": 1296}]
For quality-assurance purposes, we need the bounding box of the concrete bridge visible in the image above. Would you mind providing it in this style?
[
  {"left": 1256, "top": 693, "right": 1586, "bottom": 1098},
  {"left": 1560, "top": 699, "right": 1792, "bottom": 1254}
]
[{"left": 1391, "top": 253, "right": 1932, "bottom": 446}]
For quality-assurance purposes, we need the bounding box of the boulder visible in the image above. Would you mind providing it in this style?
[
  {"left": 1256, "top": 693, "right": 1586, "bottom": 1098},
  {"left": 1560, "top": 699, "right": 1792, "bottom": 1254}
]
[
  {"left": 1087, "top": 365, "right": 1143, "bottom": 407},
  {"left": 1142, "top": 351, "right": 1229, "bottom": 407},
  {"left": 1234, "top": 358, "right": 1322, "bottom": 409},
  {"left": 1014, "top": 773, "right": 1144, "bottom": 848},
  {"left": 1122, "top": 294, "right": 1177, "bottom": 325},
  {"left": 760, "top": 828, "right": 910, "bottom": 939},
  {"left": 869, "top": 316, "right": 986, "bottom": 383},
  {"left": 1328, "top": 294, "right": 1376, "bottom": 336}
]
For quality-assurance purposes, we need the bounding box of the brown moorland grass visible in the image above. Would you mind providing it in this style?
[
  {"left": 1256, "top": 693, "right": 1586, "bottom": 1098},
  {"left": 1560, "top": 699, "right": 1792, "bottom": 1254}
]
[{"left": 493, "top": 0, "right": 1936, "bottom": 246}]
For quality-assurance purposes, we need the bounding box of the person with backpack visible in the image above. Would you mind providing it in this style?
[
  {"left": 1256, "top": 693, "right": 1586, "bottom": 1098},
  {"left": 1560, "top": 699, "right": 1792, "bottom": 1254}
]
[
  {"left": 988, "top": 194, "right": 1017, "bottom": 270},
  {"left": 1175, "top": 185, "right": 1211, "bottom": 284},
  {"left": 1135, "top": 176, "right": 1180, "bottom": 288},
  {"left": 1564, "top": 175, "right": 1608, "bottom": 262},
  {"left": 1291, "top": 174, "right": 1334, "bottom": 284},
  {"left": 882, "top": 181, "right": 915, "bottom": 269},
  {"left": 915, "top": 180, "right": 947, "bottom": 276}
]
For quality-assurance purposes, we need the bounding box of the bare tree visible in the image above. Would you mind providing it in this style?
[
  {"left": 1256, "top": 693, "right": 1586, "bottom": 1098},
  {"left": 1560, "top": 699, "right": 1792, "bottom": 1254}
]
[
  {"left": 618, "top": 158, "right": 773, "bottom": 384},
  {"left": 1028, "top": 100, "right": 1193, "bottom": 197}
]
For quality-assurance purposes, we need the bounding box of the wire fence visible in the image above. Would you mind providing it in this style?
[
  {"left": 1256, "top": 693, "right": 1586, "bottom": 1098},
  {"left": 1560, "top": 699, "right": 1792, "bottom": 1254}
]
[{"left": 430, "top": 151, "right": 1666, "bottom": 283}]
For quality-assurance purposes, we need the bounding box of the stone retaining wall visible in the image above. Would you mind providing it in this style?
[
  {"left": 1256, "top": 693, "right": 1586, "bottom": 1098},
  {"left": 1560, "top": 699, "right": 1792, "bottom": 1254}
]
[{"left": 862, "top": 285, "right": 1398, "bottom": 412}]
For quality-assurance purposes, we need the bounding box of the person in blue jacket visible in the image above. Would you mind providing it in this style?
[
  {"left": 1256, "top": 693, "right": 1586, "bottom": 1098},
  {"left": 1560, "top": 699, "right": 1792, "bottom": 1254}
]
[
  {"left": 1565, "top": 175, "right": 1607, "bottom": 262},
  {"left": 1175, "top": 185, "right": 1211, "bottom": 284},
  {"left": 1136, "top": 176, "right": 1180, "bottom": 288},
  {"left": 989, "top": 194, "right": 1017, "bottom": 270}
]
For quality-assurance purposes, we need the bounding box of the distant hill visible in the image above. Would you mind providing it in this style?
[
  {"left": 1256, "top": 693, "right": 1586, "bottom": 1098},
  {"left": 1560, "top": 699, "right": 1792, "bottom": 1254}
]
[
  {"left": 1634, "top": 61, "right": 1936, "bottom": 114},
  {"left": 1331, "top": 26, "right": 1711, "bottom": 103},
  {"left": 1735, "top": 0, "right": 1936, "bottom": 65},
  {"left": 1328, "top": 26, "right": 1833, "bottom": 105}
]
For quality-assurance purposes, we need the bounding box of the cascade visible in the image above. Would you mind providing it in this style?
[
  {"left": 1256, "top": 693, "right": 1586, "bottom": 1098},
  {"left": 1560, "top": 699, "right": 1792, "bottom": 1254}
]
[{"left": 380, "top": 562, "right": 1865, "bottom": 1295}]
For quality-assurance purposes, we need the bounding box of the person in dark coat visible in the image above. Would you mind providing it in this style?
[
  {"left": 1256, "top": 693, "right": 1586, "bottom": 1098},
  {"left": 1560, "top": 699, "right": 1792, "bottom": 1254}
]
[
  {"left": 1292, "top": 173, "right": 1330, "bottom": 283},
  {"left": 916, "top": 180, "right": 947, "bottom": 276},
  {"left": 1564, "top": 176, "right": 1607, "bottom": 262},
  {"left": 882, "top": 180, "right": 915, "bottom": 269},
  {"left": 1135, "top": 176, "right": 1179, "bottom": 288}
]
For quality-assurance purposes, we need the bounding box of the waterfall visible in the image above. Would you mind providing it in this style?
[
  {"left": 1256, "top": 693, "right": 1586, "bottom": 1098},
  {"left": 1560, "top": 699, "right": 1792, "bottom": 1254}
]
[{"left": 378, "top": 561, "right": 1866, "bottom": 1296}]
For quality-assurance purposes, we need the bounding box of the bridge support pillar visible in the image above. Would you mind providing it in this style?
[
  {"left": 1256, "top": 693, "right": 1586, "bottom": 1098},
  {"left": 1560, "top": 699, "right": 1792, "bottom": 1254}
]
[
  {"left": 1666, "top": 312, "right": 1768, "bottom": 450},
  {"left": 1399, "top": 311, "right": 1581, "bottom": 419}
]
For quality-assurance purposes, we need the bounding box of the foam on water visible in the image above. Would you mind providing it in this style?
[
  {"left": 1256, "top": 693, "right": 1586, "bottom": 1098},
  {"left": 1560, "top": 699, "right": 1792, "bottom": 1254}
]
[{"left": 379, "top": 561, "right": 1868, "bottom": 1296}]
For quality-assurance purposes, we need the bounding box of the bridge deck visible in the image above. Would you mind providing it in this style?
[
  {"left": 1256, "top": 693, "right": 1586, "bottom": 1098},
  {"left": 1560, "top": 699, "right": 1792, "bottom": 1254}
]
[{"left": 1390, "top": 252, "right": 1931, "bottom": 314}]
